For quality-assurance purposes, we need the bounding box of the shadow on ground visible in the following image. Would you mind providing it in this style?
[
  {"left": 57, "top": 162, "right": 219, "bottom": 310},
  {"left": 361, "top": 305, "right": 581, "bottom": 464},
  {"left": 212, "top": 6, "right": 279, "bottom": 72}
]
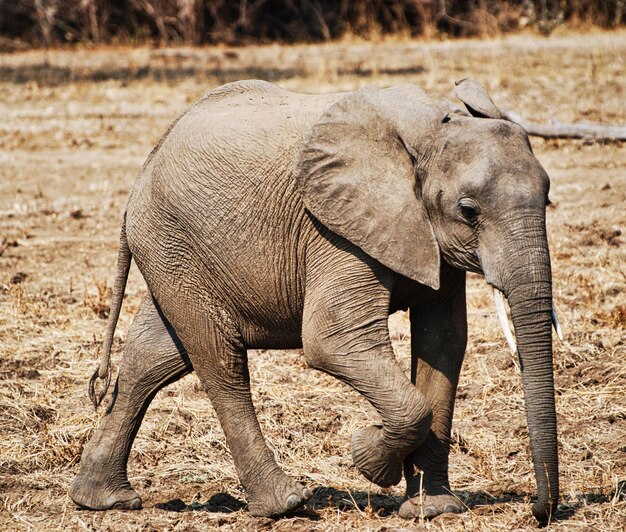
[
  {"left": 307, "top": 486, "right": 401, "bottom": 516},
  {"left": 155, "top": 492, "right": 245, "bottom": 513},
  {"left": 153, "top": 487, "right": 401, "bottom": 520},
  {"left": 154, "top": 487, "right": 615, "bottom": 524},
  {"left": 461, "top": 490, "right": 613, "bottom": 523}
]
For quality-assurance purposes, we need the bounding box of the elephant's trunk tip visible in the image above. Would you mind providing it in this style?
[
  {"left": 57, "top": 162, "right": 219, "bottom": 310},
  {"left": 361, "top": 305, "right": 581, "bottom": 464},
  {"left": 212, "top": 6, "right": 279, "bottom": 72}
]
[
  {"left": 532, "top": 498, "right": 558, "bottom": 526},
  {"left": 533, "top": 460, "right": 559, "bottom": 525}
]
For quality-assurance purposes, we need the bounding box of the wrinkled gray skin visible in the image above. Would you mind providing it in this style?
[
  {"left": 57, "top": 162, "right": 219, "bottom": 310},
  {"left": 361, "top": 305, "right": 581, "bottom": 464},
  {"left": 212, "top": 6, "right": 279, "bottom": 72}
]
[{"left": 70, "top": 80, "right": 558, "bottom": 523}]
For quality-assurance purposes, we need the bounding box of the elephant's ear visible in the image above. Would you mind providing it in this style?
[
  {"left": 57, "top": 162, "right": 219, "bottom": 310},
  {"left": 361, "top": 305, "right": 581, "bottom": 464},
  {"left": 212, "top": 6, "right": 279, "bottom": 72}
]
[
  {"left": 294, "top": 86, "right": 441, "bottom": 289},
  {"left": 454, "top": 78, "right": 504, "bottom": 119}
]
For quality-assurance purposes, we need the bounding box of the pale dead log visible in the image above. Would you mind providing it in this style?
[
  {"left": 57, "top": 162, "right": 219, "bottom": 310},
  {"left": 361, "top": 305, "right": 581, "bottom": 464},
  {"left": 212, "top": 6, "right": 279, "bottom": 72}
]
[
  {"left": 503, "top": 110, "right": 626, "bottom": 141},
  {"left": 444, "top": 101, "right": 626, "bottom": 141}
]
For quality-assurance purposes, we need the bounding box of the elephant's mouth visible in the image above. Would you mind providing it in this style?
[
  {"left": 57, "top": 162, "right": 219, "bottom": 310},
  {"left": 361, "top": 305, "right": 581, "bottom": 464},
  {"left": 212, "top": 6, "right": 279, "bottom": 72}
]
[
  {"left": 491, "top": 287, "right": 562, "bottom": 355},
  {"left": 441, "top": 247, "right": 483, "bottom": 276}
]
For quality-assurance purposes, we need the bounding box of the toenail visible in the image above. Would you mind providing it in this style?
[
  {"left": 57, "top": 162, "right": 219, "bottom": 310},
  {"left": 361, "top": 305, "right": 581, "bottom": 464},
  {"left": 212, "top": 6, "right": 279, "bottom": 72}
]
[
  {"left": 443, "top": 503, "right": 461, "bottom": 513},
  {"left": 424, "top": 506, "right": 439, "bottom": 518},
  {"left": 286, "top": 494, "right": 300, "bottom": 510},
  {"left": 129, "top": 498, "right": 142, "bottom": 510},
  {"left": 303, "top": 488, "right": 313, "bottom": 500},
  {"left": 399, "top": 503, "right": 417, "bottom": 519}
]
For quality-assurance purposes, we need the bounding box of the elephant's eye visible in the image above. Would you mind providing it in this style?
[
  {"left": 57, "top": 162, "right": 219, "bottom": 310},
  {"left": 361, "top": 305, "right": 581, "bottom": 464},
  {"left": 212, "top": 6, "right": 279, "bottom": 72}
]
[{"left": 458, "top": 200, "right": 480, "bottom": 223}]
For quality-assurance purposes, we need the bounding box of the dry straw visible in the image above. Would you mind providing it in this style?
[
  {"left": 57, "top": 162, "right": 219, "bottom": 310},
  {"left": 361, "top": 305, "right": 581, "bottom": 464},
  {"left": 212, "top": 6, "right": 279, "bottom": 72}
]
[{"left": 1, "top": 31, "right": 625, "bottom": 531}]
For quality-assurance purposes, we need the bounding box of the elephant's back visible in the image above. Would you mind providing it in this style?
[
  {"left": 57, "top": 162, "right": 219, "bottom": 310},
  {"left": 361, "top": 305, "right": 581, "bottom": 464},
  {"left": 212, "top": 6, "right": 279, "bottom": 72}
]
[
  {"left": 143, "top": 80, "right": 340, "bottom": 206},
  {"left": 163, "top": 80, "right": 339, "bottom": 169}
]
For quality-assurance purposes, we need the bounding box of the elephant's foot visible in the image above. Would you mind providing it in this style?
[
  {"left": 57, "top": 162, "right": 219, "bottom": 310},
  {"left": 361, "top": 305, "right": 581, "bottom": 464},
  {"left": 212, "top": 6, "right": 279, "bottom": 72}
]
[
  {"left": 351, "top": 425, "right": 403, "bottom": 488},
  {"left": 398, "top": 493, "right": 463, "bottom": 520},
  {"left": 70, "top": 471, "right": 142, "bottom": 510},
  {"left": 246, "top": 473, "right": 313, "bottom": 517}
]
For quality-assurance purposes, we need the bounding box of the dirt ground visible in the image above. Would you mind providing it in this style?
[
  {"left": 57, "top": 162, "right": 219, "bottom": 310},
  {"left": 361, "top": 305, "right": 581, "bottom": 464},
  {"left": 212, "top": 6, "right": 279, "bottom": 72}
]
[{"left": 0, "top": 31, "right": 625, "bottom": 531}]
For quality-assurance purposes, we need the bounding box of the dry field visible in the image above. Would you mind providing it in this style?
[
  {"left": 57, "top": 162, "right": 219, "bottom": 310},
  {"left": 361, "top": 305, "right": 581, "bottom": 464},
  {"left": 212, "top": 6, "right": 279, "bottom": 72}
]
[{"left": 1, "top": 32, "right": 625, "bottom": 531}]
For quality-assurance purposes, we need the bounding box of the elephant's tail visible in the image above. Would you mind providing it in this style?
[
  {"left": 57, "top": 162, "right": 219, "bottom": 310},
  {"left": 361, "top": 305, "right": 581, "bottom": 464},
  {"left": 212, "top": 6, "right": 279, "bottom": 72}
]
[{"left": 88, "top": 216, "right": 132, "bottom": 409}]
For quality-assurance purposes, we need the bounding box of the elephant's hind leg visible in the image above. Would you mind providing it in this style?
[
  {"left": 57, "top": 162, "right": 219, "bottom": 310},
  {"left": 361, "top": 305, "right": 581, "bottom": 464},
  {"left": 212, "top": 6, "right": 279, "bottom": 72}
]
[
  {"left": 70, "top": 294, "right": 192, "bottom": 511},
  {"left": 155, "top": 299, "right": 312, "bottom": 517}
]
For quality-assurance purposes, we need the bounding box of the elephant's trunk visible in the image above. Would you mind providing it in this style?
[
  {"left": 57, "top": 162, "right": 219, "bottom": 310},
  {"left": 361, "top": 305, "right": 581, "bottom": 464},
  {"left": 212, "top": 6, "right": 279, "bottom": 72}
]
[
  {"left": 485, "top": 214, "right": 559, "bottom": 523},
  {"left": 508, "top": 286, "right": 559, "bottom": 523}
]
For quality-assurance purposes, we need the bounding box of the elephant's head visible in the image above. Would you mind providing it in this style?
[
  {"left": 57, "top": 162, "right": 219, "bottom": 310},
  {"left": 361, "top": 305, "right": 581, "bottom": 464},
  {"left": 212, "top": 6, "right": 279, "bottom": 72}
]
[{"left": 294, "top": 80, "right": 558, "bottom": 523}]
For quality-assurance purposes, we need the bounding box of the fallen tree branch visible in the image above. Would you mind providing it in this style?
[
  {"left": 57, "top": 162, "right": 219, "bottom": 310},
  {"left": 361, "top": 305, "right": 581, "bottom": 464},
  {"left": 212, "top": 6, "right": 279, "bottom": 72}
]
[
  {"left": 444, "top": 101, "right": 626, "bottom": 141},
  {"left": 503, "top": 110, "right": 626, "bottom": 141}
]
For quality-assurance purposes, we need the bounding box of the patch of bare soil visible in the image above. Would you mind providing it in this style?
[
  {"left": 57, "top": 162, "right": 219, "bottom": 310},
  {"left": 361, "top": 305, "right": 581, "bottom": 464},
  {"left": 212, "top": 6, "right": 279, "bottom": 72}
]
[{"left": 1, "top": 32, "right": 625, "bottom": 531}]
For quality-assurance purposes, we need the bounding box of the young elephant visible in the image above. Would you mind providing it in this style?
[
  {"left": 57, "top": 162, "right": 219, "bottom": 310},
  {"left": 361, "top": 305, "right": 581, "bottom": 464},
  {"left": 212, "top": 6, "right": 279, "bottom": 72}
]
[{"left": 71, "top": 79, "right": 559, "bottom": 523}]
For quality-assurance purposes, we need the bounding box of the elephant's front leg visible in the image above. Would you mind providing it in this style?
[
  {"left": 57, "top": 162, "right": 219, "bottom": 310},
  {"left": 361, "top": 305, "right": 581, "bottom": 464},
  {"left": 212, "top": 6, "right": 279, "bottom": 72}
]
[
  {"left": 399, "top": 269, "right": 467, "bottom": 519},
  {"left": 302, "top": 246, "right": 433, "bottom": 488}
]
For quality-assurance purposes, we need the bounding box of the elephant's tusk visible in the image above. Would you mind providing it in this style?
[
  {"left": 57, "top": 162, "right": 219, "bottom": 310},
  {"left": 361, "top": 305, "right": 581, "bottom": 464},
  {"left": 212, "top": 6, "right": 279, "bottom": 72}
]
[
  {"left": 493, "top": 288, "right": 517, "bottom": 355},
  {"left": 551, "top": 306, "right": 563, "bottom": 341}
]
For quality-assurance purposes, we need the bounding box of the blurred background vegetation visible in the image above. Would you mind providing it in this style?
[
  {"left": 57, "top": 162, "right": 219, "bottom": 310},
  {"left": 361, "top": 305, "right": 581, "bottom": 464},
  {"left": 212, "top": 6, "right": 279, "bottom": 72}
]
[{"left": 0, "top": 0, "right": 624, "bottom": 51}]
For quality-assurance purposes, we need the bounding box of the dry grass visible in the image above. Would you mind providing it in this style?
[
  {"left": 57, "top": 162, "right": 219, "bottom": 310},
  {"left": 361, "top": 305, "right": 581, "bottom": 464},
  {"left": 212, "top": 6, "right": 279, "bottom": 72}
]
[{"left": 1, "top": 31, "right": 625, "bottom": 531}]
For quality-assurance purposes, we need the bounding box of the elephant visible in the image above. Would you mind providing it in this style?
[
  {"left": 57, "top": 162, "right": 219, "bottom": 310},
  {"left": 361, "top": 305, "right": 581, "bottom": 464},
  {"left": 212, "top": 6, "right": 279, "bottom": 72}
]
[{"left": 70, "top": 79, "right": 559, "bottom": 523}]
